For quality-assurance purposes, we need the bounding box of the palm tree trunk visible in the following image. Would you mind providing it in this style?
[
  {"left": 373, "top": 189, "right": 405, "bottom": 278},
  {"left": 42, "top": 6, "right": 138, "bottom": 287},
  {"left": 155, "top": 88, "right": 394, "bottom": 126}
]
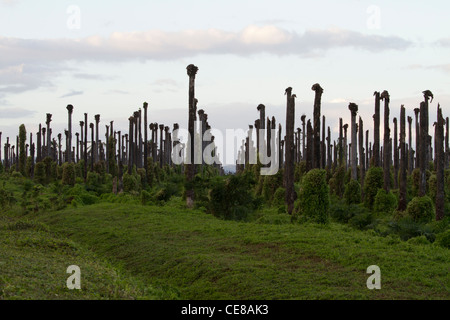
[
  {"left": 414, "top": 108, "right": 420, "bottom": 170},
  {"left": 349, "top": 103, "right": 358, "bottom": 181},
  {"left": 312, "top": 83, "right": 323, "bottom": 169},
  {"left": 393, "top": 117, "right": 399, "bottom": 189},
  {"left": 381, "top": 91, "right": 390, "bottom": 192},
  {"left": 186, "top": 64, "right": 198, "bottom": 208},
  {"left": 373, "top": 91, "right": 381, "bottom": 167},
  {"left": 398, "top": 105, "right": 407, "bottom": 211},
  {"left": 436, "top": 104, "right": 445, "bottom": 220},
  {"left": 284, "top": 87, "right": 296, "bottom": 214}
]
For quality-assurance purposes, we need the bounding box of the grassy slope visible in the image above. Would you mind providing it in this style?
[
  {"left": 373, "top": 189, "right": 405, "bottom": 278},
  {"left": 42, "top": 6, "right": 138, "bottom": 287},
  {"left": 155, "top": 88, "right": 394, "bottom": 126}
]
[
  {"left": 33, "top": 199, "right": 449, "bottom": 300},
  {"left": 0, "top": 214, "right": 163, "bottom": 300}
]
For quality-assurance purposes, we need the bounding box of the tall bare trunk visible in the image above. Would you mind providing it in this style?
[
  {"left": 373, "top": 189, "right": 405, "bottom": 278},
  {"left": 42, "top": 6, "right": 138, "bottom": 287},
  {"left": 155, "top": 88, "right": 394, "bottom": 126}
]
[
  {"left": 349, "top": 103, "right": 358, "bottom": 181},
  {"left": 414, "top": 108, "right": 420, "bottom": 170},
  {"left": 398, "top": 105, "right": 407, "bottom": 211},
  {"left": 312, "top": 83, "right": 323, "bottom": 169},
  {"left": 373, "top": 91, "right": 381, "bottom": 167},
  {"left": 436, "top": 104, "right": 445, "bottom": 220},
  {"left": 381, "top": 91, "right": 390, "bottom": 192},
  {"left": 186, "top": 64, "right": 198, "bottom": 208},
  {"left": 393, "top": 117, "right": 398, "bottom": 189},
  {"left": 284, "top": 87, "right": 296, "bottom": 214}
]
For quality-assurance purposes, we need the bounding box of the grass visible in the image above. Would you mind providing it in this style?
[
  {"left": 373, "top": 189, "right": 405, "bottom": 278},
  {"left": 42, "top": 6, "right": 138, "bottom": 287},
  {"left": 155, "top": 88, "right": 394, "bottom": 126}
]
[
  {"left": 25, "top": 197, "right": 449, "bottom": 300},
  {"left": 0, "top": 211, "right": 163, "bottom": 299}
]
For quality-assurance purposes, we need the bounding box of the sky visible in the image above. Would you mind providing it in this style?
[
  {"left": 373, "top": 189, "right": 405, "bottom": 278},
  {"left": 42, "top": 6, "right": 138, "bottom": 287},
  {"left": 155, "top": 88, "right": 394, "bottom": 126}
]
[{"left": 1, "top": 0, "right": 449, "bottom": 165}]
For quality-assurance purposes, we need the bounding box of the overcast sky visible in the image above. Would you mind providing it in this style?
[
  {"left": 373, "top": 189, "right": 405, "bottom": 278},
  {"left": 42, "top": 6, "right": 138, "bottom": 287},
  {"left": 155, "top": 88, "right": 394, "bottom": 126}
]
[{"left": 1, "top": 0, "right": 449, "bottom": 165}]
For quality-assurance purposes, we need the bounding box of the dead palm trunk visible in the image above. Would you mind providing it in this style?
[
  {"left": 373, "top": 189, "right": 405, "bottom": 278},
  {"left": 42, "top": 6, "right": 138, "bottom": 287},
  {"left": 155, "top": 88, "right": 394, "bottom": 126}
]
[
  {"left": 446, "top": 117, "right": 449, "bottom": 169},
  {"left": 306, "top": 120, "right": 313, "bottom": 171},
  {"left": 339, "top": 118, "right": 343, "bottom": 166},
  {"left": 349, "top": 103, "right": 358, "bottom": 181},
  {"left": 257, "top": 104, "right": 265, "bottom": 161},
  {"left": 373, "top": 91, "right": 381, "bottom": 167},
  {"left": 359, "top": 117, "right": 365, "bottom": 194},
  {"left": 159, "top": 124, "right": 164, "bottom": 168},
  {"left": 90, "top": 123, "right": 94, "bottom": 171},
  {"left": 312, "top": 83, "right": 323, "bottom": 169},
  {"left": 46, "top": 113, "right": 52, "bottom": 159},
  {"left": 408, "top": 116, "right": 413, "bottom": 174},
  {"left": 381, "top": 90, "right": 390, "bottom": 192},
  {"left": 37, "top": 124, "right": 42, "bottom": 162},
  {"left": 95, "top": 114, "right": 100, "bottom": 163},
  {"left": 419, "top": 90, "right": 433, "bottom": 196},
  {"left": 143, "top": 102, "right": 148, "bottom": 173},
  {"left": 393, "top": 117, "right": 399, "bottom": 189},
  {"left": 284, "top": 87, "right": 296, "bottom": 214},
  {"left": 84, "top": 113, "right": 88, "bottom": 178},
  {"left": 128, "top": 117, "right": 134, "bottom": 174},
  {"left": 398, "top": 105, "right": 407, "bottom": 211},
  {"left": 186, "top": 64, "right": 198, "bottom": 208},
  {"left": 66, "top": 105, "right": 73, "bottom": 163},
  {"left": 278, "top": 123, "right": 282, "bottom": 168},
  {"left": 322, "top": 115, "right": 326, "bottom": 169},
  {"left": 414, "top": 108, "right": 420, "bottom": 169},
  {"left": 301, "top": 115, "right": 306, "bottom": 161},
  {"left": 75, "top": 132, "right": 79, "bottom": 162},
  {"left": 57, "top": 133, "right": 62, "bottom": 165},
  {"left": 436, "top": 104, "right": 445, "bottom": 221},
  {"left": 343, "top": 124, "right": 348, "bottom": 170},
  {"left": 79, "top": 121, "right": 84, "bottom": 162},
  {"left": 327, "top": 126, "right": 331, "bottom": 170}
]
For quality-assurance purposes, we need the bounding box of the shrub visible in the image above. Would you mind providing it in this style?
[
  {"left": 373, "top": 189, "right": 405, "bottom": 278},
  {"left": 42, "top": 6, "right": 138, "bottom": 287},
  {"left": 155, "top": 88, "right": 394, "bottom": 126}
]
[
  {"left": 262, "top": 170, "right": 283, "bottom": 204},
  {"left": 272, "top": 187, "right": 286, "bottom": 207},
  {"left": 348, "top": 207, "right": 374, "bottom": 230},
  {"left": 141, "top": 189, "right": 152, "bottom": 205},
  {"left": 435, "top": 229, "right": 450, "bottom": 248},
  {"left": 123, "top": 170, "right": 141, "bottom": 193},
  {"left": 363, "top": 167, "right": 384, "bottom": 209},
  {"left": 329, "top": 165, "right": 346, "bottom": 198},
  {"left": 344, "top": 179, "right": 361, "bottom": 205},
  {"left": 388, "top": 216, "right": 435, "bottom": 241},
  {"left": 406, "top": 196, "right": 434, "bottom": 223},
  {"left": 407, "top": 235, "right": 431, "bottom": 246},
  {"left": 329, "top": 200, "right": 368, "bottom": 224},
  {"left": 297, "top": 169, "right": 329, "bottom": 224},
  {"left": 62, "top": 163, "right": 76, "bottom": 186},
  {"left": 208, "top": 173, "right": 259, "bottom": 221},
  {"left": 428, "top": 174, "right": 437, "bottom": 202},
  {"left": 34, "top": 161, "right": 46, "bottom": 184},
  {"left": 373, "top": 189, "right": 397, "bottom": 215}
]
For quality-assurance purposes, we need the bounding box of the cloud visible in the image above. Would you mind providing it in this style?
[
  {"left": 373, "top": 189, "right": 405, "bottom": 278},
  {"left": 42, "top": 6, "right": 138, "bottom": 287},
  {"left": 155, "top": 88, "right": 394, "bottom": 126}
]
[
  {"left": 0, "top": 0, "right": 19, "bottom": 6},
  {"left": 0, "top": 107, "right": 36, "bottom": 118},
  {"left": 406, "top": 64, "right": 450, "bottom": 74},
  {"left": 73, "top": 73, "right": 114, "bottom": 80},
  {"left": 104, "top": 89, "right": 130, "bottom": 95},
  {"left": 0, "top": 25, "right": 412, "bottom": 67},
  {"left": 60, "top": 90, "right": 83, "bottom": 98}
]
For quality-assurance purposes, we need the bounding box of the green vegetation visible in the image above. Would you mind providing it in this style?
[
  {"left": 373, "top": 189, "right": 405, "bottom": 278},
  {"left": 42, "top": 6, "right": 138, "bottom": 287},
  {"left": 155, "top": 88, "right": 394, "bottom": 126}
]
[{"left": 0, "top": 154, "right": 449, "bottom": 300}]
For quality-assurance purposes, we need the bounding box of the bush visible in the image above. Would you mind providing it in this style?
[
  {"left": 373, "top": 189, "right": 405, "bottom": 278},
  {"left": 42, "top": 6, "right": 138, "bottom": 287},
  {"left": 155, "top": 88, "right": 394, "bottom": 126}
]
[
  {"left": 140, "top": 189, "right": 152, "bottom": 205},
  {"left": 329, "top": 200, "right": 368, "bottom": 225},
  {"left": 34, "top": 161, "right": 46, "bottom": 185},
  {"left": 262, "top": 170, "right": 283, "bottom": 204},
  {"left": 272, "top": 187, "right": 286, "bottom": 207},
  {"left": 62, "top": 163, "right": 76, "bottom": 186},
  {"left": 406, "top": 196, "right": 434, "bottom": 223},
  {"left": 344, "top": 179, "right": 361, "bottom": 205},
  {"left": 348, "top": 206, "right": 373, "bottom": 230},
  {"left": 208, "top": 173, "right": 259, "bottom": 221},
  {"left": 407, "top": 235, "right": 431, "bottom": 245},
  {"left": 364, "top": 167, "right": 384, "bottom": 209},
  {"left": 329, "top": 165, "right": 346, "bottom": 198},
  {"left": 123, "top": 170, "right": 141, "bottom": 193},
  {"left": 296, "top": 169, "right": 329, "bottom": 224},
  {"left": 388, "top": 216, "right": 435, "bottom": 241},
  {"left": 435, "top": 229, "right": 450, "bottom": 248},
  {"left": 373, "top": 189, "right": 397, "bottom": 215}
]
